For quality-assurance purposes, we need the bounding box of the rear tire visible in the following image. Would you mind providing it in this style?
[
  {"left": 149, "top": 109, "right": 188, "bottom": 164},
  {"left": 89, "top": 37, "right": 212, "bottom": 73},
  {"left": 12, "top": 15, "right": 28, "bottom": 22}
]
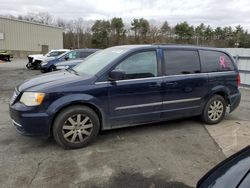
[
  {"left": 53, "top": 105, "right": 100, "bottom": 149},
  {"left": 201, "top": 95, "right": 226, "bottom": 124}
]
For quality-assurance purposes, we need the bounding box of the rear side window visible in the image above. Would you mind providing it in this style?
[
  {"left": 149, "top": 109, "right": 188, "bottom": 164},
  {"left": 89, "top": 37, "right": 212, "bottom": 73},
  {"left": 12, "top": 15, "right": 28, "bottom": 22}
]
[
  {"left": 199, "top": 50, "right": 234, "bottom": 72},
  {"left": 79, "top": 52, "right": 85, "bottom": 58},
  {"left": 80, "top": 51, "right": 94, "bottom": 58},
  {"left": 164, "top": 50, "right": 200, "bottom": 75}
]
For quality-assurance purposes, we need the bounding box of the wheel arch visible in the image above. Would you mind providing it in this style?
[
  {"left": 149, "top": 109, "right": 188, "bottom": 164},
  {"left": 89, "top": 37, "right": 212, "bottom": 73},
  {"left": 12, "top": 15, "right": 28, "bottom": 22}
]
[
  {"left": 212, "top": 91, "right": 229, "bottom": 105},
  {"left": 48, "top": 98, "right": 105, "bottom": 137},
  {"left": 207, "top": 86, "right": 230, "bottom": 105}
]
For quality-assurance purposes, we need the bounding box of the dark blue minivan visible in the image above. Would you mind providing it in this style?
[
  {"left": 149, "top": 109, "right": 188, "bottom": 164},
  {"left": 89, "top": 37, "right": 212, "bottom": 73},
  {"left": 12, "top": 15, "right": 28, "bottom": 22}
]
[{"left": 9, "top": 45, "right": 241, "bottom": 149}]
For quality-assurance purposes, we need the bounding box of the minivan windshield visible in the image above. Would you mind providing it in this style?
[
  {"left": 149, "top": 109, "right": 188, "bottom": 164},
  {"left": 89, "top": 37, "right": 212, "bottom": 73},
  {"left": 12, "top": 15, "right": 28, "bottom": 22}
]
[
  {"left": 46, "top": 51, "right": 66, "bottom": 57},
  {"left": 57, "top": 51, "right": 71, "bottom": 59},
  {"left": 73, "top": 47, "right": 129, "bottom": 75}
]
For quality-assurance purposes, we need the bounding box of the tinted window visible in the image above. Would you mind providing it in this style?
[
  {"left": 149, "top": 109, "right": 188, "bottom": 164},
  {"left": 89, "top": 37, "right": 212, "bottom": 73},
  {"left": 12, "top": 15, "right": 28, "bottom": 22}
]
[
  {"left": 80, "top": 52, "right": 94, "bottom": 58},
  {"left": 200, "top": 50, "right": 234, "bottom": 72},
  {"left": 79, "top": 51, "right": 95, "bottom": 58},
  {"left": 79, "top": 51, "right": 85, "bottom": 58},
  {"left": 164, "top": 50, "right": 200, "bottom": 75},
  {"left": 114, "top": 51, "right": 157, "bottom": 80}
]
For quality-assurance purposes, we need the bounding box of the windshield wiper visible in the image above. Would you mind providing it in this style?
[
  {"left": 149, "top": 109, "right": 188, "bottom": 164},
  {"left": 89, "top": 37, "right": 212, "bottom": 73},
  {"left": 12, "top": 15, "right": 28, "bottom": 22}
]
[{"left": 66, "top": 67, "right": 78, "bottom": 75}]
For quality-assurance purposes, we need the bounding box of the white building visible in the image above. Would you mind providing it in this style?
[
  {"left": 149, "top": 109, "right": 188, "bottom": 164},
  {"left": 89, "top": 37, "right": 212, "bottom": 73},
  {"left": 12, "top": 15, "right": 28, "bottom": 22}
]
[{"left": 0, "top": 16, "right": 63, "bottom": 58}]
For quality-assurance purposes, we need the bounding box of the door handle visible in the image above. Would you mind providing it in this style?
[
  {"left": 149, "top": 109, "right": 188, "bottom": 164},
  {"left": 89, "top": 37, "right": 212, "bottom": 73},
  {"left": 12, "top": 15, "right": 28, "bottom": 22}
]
[
  {"left": 165, "top": 82, "right": 178, "bottom": 86},
  {"left": 149, "top": 83, "right": 161, "bottom": 88}
]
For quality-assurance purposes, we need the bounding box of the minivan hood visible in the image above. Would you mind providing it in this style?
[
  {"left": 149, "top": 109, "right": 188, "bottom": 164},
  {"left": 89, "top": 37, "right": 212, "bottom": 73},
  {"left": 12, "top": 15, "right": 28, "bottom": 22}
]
[{"left": 18, "top": 71, "right": 92, "bottom": 92}]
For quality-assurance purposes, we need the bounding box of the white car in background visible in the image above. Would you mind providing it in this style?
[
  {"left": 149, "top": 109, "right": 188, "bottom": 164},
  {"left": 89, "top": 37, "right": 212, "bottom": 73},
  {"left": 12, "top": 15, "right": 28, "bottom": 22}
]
[{"left": 26, "top": 49, "right": 69, "bottom": 69}]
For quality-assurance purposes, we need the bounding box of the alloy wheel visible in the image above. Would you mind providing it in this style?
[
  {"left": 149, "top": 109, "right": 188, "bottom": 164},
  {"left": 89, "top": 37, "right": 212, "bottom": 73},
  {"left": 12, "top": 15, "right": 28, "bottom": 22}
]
[
  {"left": 208, "top": 100, "right": 224, "bottom": 121},
  {"left": 62, "top": 114, "right": 93, "bottom": 143}
]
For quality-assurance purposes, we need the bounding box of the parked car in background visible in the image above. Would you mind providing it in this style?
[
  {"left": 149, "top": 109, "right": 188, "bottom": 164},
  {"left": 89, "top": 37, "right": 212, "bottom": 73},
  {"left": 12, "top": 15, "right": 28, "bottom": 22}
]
[
  {"left": 55, "top": 59, "right": 84, "bottom": 71},
  {"left": 54, "top": 49, "right": 100, "bottom": 71},
  {"left": 0, "top": 50, "right": 13, "bottom": 61},
  {"left": 9, "top": 45, "right": 241, "bottom": 149},
  {"left": 40, "top": 48, "right": 99, "bottom": 73},
  {"left": 197, "top": 145, "right": 250, "bottom": 188},
  {"left": 26, "top": 49, "right": 69, "bottom": 70}
]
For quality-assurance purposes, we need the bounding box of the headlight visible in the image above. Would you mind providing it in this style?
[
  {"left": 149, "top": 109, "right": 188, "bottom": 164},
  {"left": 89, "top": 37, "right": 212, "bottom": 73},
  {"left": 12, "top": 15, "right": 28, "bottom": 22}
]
[{"left": 20, "top": 92, "right": 45, "bottom": 106}]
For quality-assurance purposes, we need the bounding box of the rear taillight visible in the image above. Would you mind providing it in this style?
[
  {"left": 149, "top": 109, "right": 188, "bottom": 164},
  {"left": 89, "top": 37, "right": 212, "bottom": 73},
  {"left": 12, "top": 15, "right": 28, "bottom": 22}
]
[{"left": 237, "top": 73, "right": 241, "bottom": 87}]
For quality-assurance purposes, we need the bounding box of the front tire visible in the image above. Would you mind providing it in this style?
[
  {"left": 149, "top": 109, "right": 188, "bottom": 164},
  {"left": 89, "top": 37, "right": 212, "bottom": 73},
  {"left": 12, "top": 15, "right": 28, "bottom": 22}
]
[
  {"left": 34, "top": 62, "right": 41, "bottom": 70},
  {"left": 26, "top": 62, "right": 33, "bottom": 69},
  {"left": 53, "top": 105, "right": 100, "bottom": 149},
  {"left": 202, "top": 95, "right": 226, "bottom": 125},
  {"left": 49, "top": 66, "right": 55, "bottom": 72}
]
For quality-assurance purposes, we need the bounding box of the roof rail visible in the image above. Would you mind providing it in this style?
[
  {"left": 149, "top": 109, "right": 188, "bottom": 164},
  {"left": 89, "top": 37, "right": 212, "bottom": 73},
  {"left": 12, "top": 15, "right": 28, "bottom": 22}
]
[{"left": 152, "top": 43, "right": 199, "bottom": 47}]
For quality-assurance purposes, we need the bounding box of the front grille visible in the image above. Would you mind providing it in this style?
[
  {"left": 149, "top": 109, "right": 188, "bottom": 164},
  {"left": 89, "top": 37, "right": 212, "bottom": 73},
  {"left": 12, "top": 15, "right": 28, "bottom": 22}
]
[
  {"left": 35, "top": 60, "right": 42, "bottom": 63},
  {"left": 28, "top": 57, "right": 33, "bottom": 63},
  {"left": 10, "top": 88, "right": 20, "bottom": 105}
]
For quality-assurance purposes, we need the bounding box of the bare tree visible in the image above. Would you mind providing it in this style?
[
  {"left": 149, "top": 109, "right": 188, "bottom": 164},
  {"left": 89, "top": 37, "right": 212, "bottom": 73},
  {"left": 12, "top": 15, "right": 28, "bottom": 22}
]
[
  {"left": 3, "top": 12, "right": 250, "bottom": 48},
  {"left": 36, "top": 12, "right": 53, "bottom": 24}
]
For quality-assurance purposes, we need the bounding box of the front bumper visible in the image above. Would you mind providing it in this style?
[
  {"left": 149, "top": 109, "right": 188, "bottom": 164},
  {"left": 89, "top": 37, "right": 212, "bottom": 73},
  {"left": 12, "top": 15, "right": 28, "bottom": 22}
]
[
  {"left": 40, "top": 62, "right": 51, "bottom": 72},
  {"left": 9, "top": 103, "right": 51, "bottom": 136},
  {"left": 229, "top": 91, "right": 241, "bottom": 112}
]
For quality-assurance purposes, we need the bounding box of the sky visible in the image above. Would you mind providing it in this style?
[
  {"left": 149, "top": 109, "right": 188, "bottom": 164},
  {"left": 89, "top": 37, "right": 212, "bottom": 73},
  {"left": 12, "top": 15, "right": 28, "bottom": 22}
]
[{"left": 1, "top": 0, "right": 250, "bottom": 30}]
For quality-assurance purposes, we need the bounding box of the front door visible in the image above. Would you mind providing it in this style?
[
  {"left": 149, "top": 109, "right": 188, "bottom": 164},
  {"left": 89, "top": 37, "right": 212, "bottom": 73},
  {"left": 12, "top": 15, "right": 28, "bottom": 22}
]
[
  {"left": 161, "top": 49, "right": 209, "bottom": 120},
  {"left": 108, "top": 50, "right": 163, "bottom": 127}
]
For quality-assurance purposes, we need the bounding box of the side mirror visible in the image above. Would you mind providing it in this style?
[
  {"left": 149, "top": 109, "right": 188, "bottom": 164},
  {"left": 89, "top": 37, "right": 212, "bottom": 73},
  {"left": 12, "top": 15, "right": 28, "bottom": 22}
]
[
  {"left": 64, "top": 56, "right": 69, "bottom": 61},
  {"left": 109, "top": 70, "right": 126, "bottom": 81}
]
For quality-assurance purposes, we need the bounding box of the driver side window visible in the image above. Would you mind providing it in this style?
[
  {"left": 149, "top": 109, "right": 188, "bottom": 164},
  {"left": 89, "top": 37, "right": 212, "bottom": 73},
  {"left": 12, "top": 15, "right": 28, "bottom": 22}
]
[{"left": 114, "top": 51, "right": 157, "bottom": 80}]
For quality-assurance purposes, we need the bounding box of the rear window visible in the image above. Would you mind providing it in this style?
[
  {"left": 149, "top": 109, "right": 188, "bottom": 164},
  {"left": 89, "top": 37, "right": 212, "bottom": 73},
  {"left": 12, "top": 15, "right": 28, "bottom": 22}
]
[
  {"left": 164, "top": 50, "right": 200, "bottom": 75},
  {"left": 199, "top": 50, "right": 234, "bottom": 72}
]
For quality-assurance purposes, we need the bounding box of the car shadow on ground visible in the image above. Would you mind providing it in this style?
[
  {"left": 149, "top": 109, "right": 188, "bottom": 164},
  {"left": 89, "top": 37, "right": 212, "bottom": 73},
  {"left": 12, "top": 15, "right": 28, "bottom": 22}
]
[
  {"left": 5, "top": 116, "right": 202, "bottom": 150},
  {"left": 95, "top": 116, "right": 202, "bottom": 142}
]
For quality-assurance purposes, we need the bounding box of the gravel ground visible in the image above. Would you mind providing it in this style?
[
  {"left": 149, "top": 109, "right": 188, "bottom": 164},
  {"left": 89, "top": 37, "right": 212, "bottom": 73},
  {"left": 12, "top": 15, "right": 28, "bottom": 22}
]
[{"left": 0, "top": 59, "right": 235, "bottom": 188}]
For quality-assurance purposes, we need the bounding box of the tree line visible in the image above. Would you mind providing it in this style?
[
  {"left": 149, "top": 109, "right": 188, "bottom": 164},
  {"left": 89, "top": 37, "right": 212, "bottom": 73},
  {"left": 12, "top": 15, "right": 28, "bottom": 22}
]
[{"left": 4, "top": 12, "right": 250, "bottom": 49}]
